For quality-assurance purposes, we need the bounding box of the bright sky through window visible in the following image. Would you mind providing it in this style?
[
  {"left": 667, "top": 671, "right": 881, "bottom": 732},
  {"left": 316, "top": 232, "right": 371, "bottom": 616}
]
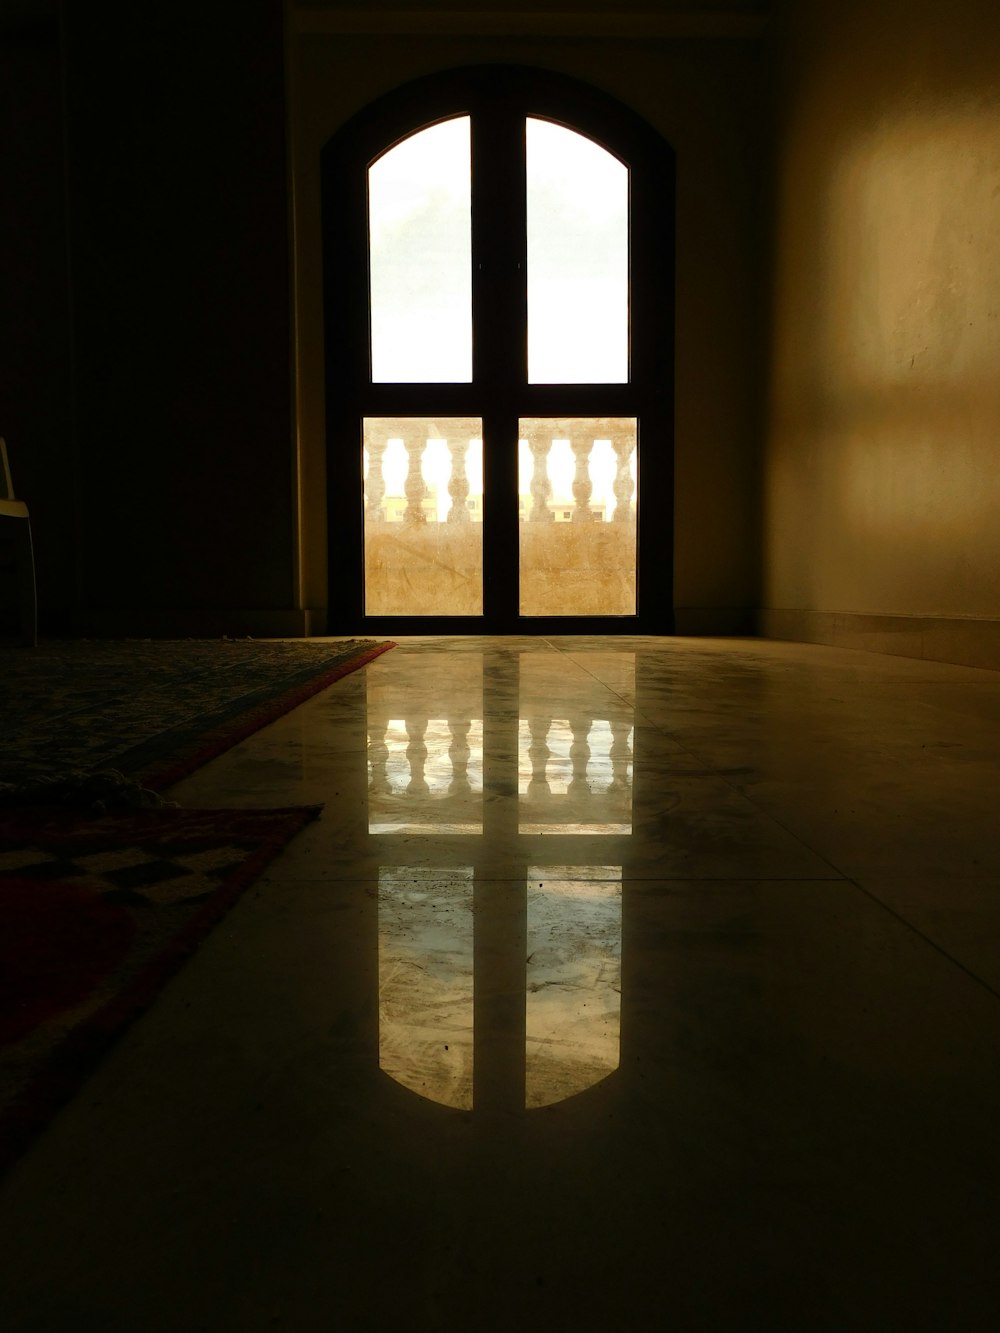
[
  {"left": 369, "top": 117, "right": 473, "bottom": 382},
  {"left": 368, "top": 115, "right": 628, "bottom": 385},
  {"left": 527, "top": 118, "right": 629, "bottom": 383}
]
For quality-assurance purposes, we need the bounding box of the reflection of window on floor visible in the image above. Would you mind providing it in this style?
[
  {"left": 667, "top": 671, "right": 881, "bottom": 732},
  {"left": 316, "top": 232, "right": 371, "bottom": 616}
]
[
  {"left": 368, "top": 717, "right": 484, "bottom": 834},
  {"left": 367, "top": 651, "right": 484, "bottom": 834},
  {"left": 378, "top": 867, "right": 475, "bottom": 1110},
  {"left": 526, "top": 867, "right": 622, "bottom": 1108},
  {"left": 376, "top": 866, "right": 622, "bottom": 1111},
  {"left": 518, "top": 717, "right": 634, "bottom": 833},
  {"left": 370, "top": 653, "right": 632, "bottom": 1111}
]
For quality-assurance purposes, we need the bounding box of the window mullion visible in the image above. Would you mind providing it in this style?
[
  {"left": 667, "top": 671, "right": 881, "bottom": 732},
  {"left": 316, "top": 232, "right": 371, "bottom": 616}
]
[
  {"left": 471, "top": 100, "right": 526, "bottom": 397},
  {"left": 473, "top": 102, "right": 525, "bottom": 623}
]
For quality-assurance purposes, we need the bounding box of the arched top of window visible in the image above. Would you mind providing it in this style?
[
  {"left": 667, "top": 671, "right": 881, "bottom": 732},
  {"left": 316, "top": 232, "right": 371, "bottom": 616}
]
[
  {"left": 323, "top": 65, "right": 674, "bottom": 398},
  {"left": 368, "top": 116, "right": 473, "bottom": 383},
  {"left": 366, "top": 111, "right": 631, "bottom": 386},
  {"left": 525, "top": 117, "right": 629, "bottom": 383}
]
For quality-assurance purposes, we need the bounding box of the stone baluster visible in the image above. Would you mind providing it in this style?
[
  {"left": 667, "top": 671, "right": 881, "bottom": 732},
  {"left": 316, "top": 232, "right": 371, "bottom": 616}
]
[
  {"left": 446, "top": 436, "right": 471, "bottom": 523},
  {"left": 403, "top": 434, "right": 428, "bottom": 525},
  {"left": 527, "top": 428, "right": 554, "bottom": 522},
  {"left": 611, "top": 431, "right": 636, "bottom": 523},
  {"left": 570, "top": 428, "right": 595, "bottom": 523},
  {"left": 365, "top": 425, "right": 390, "bottom": 523}
]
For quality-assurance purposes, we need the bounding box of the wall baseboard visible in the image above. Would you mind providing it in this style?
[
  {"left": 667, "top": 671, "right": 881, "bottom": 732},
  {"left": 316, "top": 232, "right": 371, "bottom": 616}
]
[
  {"left": 673, "top": 607, "right": 758, "bottom": 636},
  {"left": 76, "top": 608, "right": 325, "bottom": 640},
  {"left": 756, "top": 609, "right": 1000, "bottom": 673}
]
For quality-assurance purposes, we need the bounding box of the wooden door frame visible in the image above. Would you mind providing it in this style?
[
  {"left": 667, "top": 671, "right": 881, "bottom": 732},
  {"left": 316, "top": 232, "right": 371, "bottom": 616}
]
[{"left": 321, "top": 64, "right": 676, "bottom": 634}]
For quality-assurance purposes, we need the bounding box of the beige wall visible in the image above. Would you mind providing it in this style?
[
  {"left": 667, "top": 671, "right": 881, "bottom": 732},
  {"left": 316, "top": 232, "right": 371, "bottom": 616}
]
[
  {"left": 764, "top": 0, "right": 1000, "bottom": 651},
  {"left": 289, "top": 4, "right": 768, "bottom": 628}
]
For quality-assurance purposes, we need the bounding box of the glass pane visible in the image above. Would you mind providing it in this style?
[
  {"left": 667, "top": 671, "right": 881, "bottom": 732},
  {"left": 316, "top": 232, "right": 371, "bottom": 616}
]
[
  {"left": 526, "top": 118, "right": 629, "bottom": 384},
  {"left": 369, "top": 117, "right": 472, "bottom": 382},
  {"left": 525, "top": 867, "right": 622, "bottom": 1108},
  {"left": 518, "top": 418, "right": 637, "bottom": 615},
  {"left": 363, "top": 417, "right": 483, "bottom": 615}
]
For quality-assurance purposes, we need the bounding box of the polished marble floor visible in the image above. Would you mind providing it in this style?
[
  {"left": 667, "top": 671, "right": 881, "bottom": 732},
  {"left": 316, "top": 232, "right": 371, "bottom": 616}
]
[{"left": 2, "top": 635, "right": 999, "bottom": 1331}]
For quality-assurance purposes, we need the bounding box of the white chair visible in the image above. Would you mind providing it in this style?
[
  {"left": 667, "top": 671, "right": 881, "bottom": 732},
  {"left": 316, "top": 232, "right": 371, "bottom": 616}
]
[{"left": 0, "top": 437, "right": 38, "bottom": 647}]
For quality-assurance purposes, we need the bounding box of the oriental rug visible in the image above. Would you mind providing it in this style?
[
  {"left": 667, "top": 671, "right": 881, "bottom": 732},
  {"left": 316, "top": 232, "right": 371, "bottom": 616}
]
[
  {"left": 0, "top": 637, "right": 394, "bottom": 792},
  {"left": 0, "top": 636, "right": 395, "bottom": 1174},
  {"left": 0, "top": 803, "right": 320, "bottom": 1176}
]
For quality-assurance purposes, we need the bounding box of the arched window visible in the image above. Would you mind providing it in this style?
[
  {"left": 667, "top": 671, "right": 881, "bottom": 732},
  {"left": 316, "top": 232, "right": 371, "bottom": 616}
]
[{"left": 322, "top": 66, "right": 675, "bottom": 633}]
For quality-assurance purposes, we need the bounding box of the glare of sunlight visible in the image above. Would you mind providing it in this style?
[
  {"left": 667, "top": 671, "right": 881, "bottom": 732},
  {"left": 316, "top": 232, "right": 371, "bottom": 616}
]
[
  {"left": 369, "top": 117, "right": 472, "bottom": 382},
  {"left": 368, "top": 115, "right": 628, "bottom": 385},
  {"left": 527, "top": 118, "right": 629, "bottom": 383}
]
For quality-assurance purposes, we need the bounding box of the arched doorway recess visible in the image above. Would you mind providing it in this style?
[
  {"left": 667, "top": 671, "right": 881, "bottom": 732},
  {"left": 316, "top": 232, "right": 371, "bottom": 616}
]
[{"left": 322, "top": 65, "right": 675, "bottom": 633}]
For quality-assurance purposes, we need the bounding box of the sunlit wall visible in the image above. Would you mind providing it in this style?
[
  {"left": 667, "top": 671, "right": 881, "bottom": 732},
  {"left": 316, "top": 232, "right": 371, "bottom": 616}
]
[{"left": 764, "top": 0, "right": 1000, "bottom": 656}]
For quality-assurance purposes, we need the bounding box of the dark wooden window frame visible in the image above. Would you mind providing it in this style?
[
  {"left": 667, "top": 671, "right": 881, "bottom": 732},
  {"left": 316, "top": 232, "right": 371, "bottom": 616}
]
[{"left": 322, "top": 64, "right": 676, "bottom": 634}]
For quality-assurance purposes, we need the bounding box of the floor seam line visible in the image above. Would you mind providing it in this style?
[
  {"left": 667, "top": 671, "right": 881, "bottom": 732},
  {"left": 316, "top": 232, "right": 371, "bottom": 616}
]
[{"left": 842, "top": 876, "right": 1000, "bottom": 1002}]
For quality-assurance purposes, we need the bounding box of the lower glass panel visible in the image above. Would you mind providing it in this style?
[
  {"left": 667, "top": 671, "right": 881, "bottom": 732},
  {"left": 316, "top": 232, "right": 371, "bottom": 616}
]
[
  {"left": 363, "top": 417, "right": 483, "bottom": 615},
  {"left": 518, "top": 418, "right": 637, "bottom": 616}
]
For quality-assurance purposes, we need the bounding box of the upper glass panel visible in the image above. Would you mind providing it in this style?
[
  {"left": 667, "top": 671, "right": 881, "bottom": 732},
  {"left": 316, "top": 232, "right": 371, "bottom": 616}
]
[
  {"left": 526, "top": 118, "right": 629, "bottom": 384},
  {"left": 368, "top": 117, "right": 472, "bottom": 383}
]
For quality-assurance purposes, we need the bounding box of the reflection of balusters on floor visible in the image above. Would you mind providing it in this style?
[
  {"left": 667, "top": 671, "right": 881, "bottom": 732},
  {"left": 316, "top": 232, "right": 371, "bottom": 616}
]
[
  {"left": 368, "top": 719, "right": 391, "bottom": 795},
  {"left": 448, "top": 717, "right": 472, "bottom": 796},
  {"left": 609, "top": 719, "right": 633, "bottom": 797},
  {"left": 527, "top": 428, "right": 554, "bottom": 522},
  {"left": 526, "top": 715, "right": 552, "bottom": 796},
  {"left": 569, "top": 716, "right": 593, "bottom": 799},
  {"left": 405, "top": 716, "right": 429, "bottom": 795}
]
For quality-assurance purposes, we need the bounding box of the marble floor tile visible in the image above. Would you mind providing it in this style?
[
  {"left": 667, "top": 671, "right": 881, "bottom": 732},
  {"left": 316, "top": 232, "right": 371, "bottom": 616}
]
[
  {"left": 855, "top": 873, "right": 1000, "bottom": 994},
  {"left": 2, "top": 635, "right": 1000, "bottom": 1332}
]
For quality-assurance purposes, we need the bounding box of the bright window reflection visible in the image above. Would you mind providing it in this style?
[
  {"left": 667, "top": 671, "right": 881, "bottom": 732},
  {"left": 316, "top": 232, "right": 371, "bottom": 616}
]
[
  {"left": 368, "top": 718, "right": 484, "bottom": 834},
  {"left": 517, "top": 717, "right": 634, "bottom": 834},
  {"left": 517, "top": 652, "right": 635, "bottom": 833},
  {"left": 526, "top": 867, "right": 622, "bottom": 1108},
  {"left": 378, "top": 867, "right": 474, "bottom": 1110},
  {"left": 368, "top": 117, "right": 472, "bottom": 382},
  {"left": 367, "top": 652, "right": 484, "bottom": 833},
  {"left": 527, "top": 118, "right": 629, "bottom": 383}
]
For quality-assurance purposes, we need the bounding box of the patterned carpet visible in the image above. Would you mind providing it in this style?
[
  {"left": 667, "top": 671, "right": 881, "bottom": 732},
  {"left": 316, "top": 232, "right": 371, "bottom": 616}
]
[
  {"left": 0, "top": 637, "right": 394, "bottom": 1172},
  {"left": 0, "top": 805, "right": 319, "bottom": 1175},
  {"left": 0, "top": 637, "right": 393, "bottom": 791}
]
